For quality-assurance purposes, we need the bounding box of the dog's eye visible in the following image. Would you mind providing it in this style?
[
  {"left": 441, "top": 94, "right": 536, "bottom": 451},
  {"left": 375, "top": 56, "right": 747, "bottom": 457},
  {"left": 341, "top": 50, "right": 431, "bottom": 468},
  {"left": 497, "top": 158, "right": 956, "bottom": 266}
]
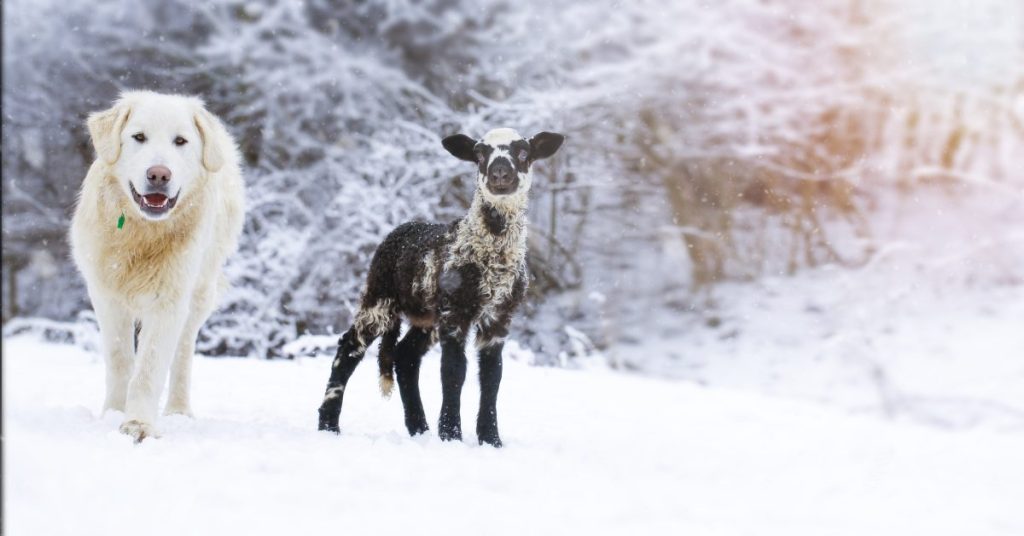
[
  {"left": 174, "top": 136, "right": 188, "bottom": 146},
  {"left": 132, "top": 133, "right": 146, "bottom": 143}
]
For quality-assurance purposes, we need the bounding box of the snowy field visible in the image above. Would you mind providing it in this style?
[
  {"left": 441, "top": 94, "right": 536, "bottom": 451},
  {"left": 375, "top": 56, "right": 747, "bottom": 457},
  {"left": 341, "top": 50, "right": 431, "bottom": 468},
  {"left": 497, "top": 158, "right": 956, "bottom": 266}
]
[
  {"left": 5, "top": 327, "right": 1024, "bottom": 535},
  {"left": 5, "top": 186, "right": 1024, "bottom": 536}
]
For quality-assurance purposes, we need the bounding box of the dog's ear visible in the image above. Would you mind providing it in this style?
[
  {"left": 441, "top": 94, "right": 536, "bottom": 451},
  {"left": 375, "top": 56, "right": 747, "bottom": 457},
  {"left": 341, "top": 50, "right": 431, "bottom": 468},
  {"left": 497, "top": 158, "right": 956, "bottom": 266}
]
[
  {"left": 193, "top": 106, "right": 226, "bottom": 173},
  {"left": 529, "top": 132, "right": 565, "bottom": 160},
  {"left": 87, "top": 102, "right": 132, "bottom": 164},
  {"left": 442, "top": 134, "right": 478, "bottom": 163}
]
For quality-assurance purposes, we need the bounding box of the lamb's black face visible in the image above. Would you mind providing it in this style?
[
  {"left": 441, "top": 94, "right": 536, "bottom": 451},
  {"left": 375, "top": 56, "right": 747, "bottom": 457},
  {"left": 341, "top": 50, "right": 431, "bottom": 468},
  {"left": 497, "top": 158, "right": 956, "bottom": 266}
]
[
  {"left": 473, "top": 137, "right": 532, "bottom": 196},
  {"left": 442, "top": 128, "right": 565, "bottom": 200}
]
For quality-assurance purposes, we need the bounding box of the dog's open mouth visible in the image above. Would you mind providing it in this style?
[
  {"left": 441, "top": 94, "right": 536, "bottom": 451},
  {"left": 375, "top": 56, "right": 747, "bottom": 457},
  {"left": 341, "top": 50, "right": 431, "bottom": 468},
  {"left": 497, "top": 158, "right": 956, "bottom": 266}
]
[{"left": 130, "top": 183, "right": 179, "bottom": 217}]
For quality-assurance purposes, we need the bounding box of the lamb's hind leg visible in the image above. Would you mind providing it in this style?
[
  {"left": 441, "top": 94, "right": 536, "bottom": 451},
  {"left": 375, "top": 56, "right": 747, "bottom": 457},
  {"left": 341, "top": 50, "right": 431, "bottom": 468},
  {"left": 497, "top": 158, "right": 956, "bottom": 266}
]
[
  {"left": 376, "top": 319, "right": 401, "bottom": 397},
  {"left": 317, "top": 301, "right": 392, "bottom": 433},
  {"left": 394, "top": 326, "right": 433, "bottom": 436}
]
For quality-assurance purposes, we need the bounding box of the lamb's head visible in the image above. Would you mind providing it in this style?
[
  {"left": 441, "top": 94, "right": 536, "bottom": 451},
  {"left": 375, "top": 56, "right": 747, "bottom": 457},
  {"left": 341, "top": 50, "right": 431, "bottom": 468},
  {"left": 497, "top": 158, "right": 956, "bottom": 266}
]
[{"left": 443, "top": 128, "right": 564, "bottom": 205}]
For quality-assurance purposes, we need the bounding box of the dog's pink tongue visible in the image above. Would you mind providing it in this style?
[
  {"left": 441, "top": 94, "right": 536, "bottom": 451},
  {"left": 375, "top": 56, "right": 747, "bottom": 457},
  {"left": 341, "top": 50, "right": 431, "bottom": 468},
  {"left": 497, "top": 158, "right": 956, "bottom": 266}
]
[{"left": 143, "top": 194, "right": 168, "bottom": 206}]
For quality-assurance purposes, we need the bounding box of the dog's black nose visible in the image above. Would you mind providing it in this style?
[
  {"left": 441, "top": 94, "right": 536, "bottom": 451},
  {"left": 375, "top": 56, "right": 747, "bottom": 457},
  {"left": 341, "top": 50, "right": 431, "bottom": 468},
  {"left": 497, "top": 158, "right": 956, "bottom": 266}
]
[{"left": 146, "top": 165, "right": 172, "bottom": 184}]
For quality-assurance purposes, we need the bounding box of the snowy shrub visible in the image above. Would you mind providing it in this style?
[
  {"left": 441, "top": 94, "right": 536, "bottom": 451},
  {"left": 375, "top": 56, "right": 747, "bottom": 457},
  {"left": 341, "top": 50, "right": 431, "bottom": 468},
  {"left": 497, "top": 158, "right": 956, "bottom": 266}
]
[{"left": 2, "top": 0, "right": 1021, "bottom": 359}]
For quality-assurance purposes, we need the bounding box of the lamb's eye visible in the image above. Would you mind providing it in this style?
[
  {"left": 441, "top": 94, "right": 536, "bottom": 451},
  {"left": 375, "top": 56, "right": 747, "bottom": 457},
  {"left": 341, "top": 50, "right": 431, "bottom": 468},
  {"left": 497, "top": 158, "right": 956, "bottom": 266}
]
[
  {"left": 132, "top": 133, "right": 146, "bottom": 143},
  {"left": 174, "top": 136, "right": 188, "bottom": 146},
  {"left": 517, "top": 151, "right": 528, "bottom": 162}
]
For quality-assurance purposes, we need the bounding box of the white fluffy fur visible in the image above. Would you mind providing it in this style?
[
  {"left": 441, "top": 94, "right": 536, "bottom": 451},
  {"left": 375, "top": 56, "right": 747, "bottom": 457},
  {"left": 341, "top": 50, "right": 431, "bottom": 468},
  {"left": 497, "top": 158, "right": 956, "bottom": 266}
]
[
  {"left": 412, "top": 250, "right": 438, "bottom": 303},
  {"left": 481, "top": 127, "right": 522, "bottom": 146},
  {"left": 69, "top": 91, "right": 245, "bottom": 442},
  {"left": 353, "top": 298, "right": 395, "bottom": 346},
  {"left": 379, "top": 375, "right": 395, "bottom": 399},
  {"left": 444, "top": 192, "right": 530, "bottom": 333},
  {"left": 474, "top": 332, "right": 506, "bottom": 350}
]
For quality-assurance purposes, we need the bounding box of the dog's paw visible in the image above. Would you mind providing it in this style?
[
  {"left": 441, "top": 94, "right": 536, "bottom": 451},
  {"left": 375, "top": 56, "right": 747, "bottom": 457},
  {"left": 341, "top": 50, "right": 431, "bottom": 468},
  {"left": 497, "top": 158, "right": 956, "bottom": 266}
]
[
  {"left": 163, "top": 404, "right": 194, "bottom": 418},
  {"left": 119, "top": 420, "right": 159, "bottom": 443}
]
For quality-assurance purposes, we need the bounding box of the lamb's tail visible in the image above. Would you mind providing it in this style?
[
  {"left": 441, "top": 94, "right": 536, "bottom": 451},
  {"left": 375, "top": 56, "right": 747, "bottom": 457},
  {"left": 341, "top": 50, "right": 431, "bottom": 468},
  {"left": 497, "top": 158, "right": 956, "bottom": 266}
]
[{"left": 377, "top": 320, "right": 401, "bottom": 398}]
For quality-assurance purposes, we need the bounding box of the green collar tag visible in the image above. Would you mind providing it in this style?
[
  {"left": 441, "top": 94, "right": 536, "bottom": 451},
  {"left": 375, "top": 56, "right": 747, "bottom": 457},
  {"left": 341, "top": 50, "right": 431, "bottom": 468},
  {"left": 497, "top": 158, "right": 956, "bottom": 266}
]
[{"left": 117, "top": 211, "right": 125, "bottom": 230}]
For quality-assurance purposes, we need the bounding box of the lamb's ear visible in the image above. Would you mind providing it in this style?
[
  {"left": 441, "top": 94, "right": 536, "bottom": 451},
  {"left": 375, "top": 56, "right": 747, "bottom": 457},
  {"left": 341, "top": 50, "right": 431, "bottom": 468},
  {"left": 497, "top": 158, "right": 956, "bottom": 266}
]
[
  {"left": 442, "top": 134, "right": 478, "bottom": 162},
  {"left": 87, "top": 102, "right": 132, "bottom": 164},
  {"left": 194, "top": 106, "right": 225, "bottom": 173},
  {"left": 529, "top": 132, "right": 565, "bottom": 160}
]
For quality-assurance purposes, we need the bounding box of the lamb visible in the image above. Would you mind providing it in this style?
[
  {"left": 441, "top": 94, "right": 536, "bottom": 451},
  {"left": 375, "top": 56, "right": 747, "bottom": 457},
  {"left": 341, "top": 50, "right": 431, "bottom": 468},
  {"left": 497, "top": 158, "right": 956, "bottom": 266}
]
[{"left": 316, "top": 127, "right": 565, "bottom": 447}]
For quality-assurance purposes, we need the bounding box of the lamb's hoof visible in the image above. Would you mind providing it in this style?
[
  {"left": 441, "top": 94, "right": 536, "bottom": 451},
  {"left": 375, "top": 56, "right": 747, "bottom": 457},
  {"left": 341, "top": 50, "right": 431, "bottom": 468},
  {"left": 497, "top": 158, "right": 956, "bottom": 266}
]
[
  {"left": 438, "top": 423, "right": 462, "bottom": 442},
  {"left": 438, "top": 410, "right": 463, "bottom": 441},
  {"left": 405, "top": 418, "right": 429, "bottom": 437},
  {"left": 406, "top": 424, "right": 429, "bottom": 437},
  {"left": 119, "top": 420, "right": 158, "bottom": 443},
  {"left": 163, "top": 405, "right": 194, "bottom": 418},
  {"left": 315, "top": 409, "right": 339, "bottom": 434},
  {"left": 478, "top": 432, "right": 503, "bottom": 448}
]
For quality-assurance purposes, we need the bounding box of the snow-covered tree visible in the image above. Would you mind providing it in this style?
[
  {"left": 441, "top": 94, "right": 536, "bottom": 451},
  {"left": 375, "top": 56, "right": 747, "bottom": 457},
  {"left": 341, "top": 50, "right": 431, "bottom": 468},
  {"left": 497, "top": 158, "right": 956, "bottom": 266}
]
[{"left": 3, "top": 0, "right": 1021, "bottom": 359}]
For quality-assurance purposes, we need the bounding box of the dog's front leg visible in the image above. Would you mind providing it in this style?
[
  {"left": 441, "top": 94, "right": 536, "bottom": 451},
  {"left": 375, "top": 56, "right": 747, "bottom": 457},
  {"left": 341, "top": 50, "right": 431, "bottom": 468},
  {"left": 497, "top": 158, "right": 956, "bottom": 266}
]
[
  {"left": 92, "top": 295, "right": 135, "bottom": 413},
  {"left": 121, "top": 305, "right": 189, "bottom": 442},
  {"left": 165, "top": 284, "right": 217, "bottom": 417},
  {"left": 163, "top": 317, "right": 198, "bottom": 418}
]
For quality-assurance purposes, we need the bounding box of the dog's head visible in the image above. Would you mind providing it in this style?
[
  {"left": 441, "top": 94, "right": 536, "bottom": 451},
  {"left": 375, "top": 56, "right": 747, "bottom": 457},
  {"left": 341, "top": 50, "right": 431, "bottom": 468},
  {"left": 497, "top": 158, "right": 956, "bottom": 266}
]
[
  {"left": 87, "top": 91, "right": 226, "bottom": 221},
  {"left": 442, "top": 128, "right": 564, "bottom": 204}
]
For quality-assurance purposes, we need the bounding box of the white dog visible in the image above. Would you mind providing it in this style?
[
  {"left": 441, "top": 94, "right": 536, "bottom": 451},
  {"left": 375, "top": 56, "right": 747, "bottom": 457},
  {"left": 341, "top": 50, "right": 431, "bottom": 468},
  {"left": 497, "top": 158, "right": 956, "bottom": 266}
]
[{"left": 70, "top": 91, "right": 245, "bottom": 442}]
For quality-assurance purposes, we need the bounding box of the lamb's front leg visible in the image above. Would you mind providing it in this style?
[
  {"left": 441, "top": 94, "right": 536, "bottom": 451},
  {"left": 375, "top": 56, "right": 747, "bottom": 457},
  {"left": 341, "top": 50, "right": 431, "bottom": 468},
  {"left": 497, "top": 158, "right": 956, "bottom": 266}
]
[
  {"left": 476, "top": 338, "right": 505, "bottom": 448},
  {"left": 437, "top": 266, "right": 481, "bottom": 442},
  {"left": 121, "top": 305, "right": 189, "bottom": 442},
  {"left": 438, "top": 330, "right": 469, "bottom": 441}
]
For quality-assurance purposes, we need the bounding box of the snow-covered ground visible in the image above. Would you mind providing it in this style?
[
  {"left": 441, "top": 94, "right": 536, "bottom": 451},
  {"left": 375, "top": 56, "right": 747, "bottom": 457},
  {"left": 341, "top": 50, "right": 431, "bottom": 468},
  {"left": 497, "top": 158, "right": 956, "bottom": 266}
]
[
  {"left": 5, "top": 183, "right": 1023, "bottom": 535},
  {"left": 614, "top": 184, "right": 1024, "bottom": 431},
  {"left": 4, "top": 330, "right": 1024, "bottom": 535}
]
